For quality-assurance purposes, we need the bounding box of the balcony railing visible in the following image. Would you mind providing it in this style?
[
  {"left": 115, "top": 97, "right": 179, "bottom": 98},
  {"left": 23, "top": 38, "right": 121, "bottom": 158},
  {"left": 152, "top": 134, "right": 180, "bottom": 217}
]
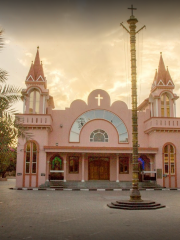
[
  {"left": 16, "top": 114, "right": 53, "bottom": 130},
  {"left": 144, "top": 117, "right": 180, "bottom": 133}
]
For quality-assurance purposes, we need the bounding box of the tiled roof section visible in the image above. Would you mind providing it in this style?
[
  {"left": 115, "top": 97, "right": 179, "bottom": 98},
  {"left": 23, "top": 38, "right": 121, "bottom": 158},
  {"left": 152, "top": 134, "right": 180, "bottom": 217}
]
[
  {"left": 26, "top": 47, "right": 45, "bottom": 81},
  {"left": 151, "top": 53, "right": 174, "bottom": 90},
  {"left": 165, "top": 66, "right": 174, "bottom": 85},
  {"left": 26, "top": 61, "right": 35, "bottom": 81}
]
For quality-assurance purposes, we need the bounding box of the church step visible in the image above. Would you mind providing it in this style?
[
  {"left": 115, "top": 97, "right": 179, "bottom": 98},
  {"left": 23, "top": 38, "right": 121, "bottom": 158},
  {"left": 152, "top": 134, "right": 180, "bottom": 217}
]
[{"left": 48, "top": 181, "right": 162, "bottom": 189}]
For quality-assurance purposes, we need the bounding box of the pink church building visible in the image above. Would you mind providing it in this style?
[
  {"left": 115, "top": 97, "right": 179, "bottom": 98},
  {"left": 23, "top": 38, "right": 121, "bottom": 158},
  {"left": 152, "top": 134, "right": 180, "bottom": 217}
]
[{"left": 16, "top": 48, "right": 180, "bottom": 189}]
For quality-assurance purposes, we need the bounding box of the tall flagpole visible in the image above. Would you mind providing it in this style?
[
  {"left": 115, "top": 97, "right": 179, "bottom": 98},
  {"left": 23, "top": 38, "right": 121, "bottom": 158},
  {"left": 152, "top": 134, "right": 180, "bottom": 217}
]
[
  {"left": 121, "top": 5, "right": 145, "bottom": 201},
  {"left": 108, "top": 6, "right": 165, "bottom": 209}
]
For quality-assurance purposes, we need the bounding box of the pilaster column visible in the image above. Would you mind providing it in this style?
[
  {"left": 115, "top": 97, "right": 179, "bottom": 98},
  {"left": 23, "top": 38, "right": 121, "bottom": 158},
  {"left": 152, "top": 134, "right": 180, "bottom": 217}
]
[
  {"left": 151, "top": 103, "right": 153, "bottom": 117},
  {"left": 46, "top": 160, "right": 50, "bottom": 181},
  {"left": 81, "top": 153, "right": 85, "bottom": 182},
  {"left": 116, "top": 154, "right": 119, "bottom": 182},
  {"left": 156, "top": 99, "right": 159, "bottom": 117},
  {"left": 64, "top": 154, "right": 67, "bottom": 182},
  {"left": 150, "top": 160, "right": 153, "bottom": 177},
  {"left": 23, "top": 97, "right": 26, "bottom": 113},
  {"left": 174, "top": 101, "right": 176, "bottom": 117},
  {"left": 42, "top": 95, "right": 45, "bottom": 114}
]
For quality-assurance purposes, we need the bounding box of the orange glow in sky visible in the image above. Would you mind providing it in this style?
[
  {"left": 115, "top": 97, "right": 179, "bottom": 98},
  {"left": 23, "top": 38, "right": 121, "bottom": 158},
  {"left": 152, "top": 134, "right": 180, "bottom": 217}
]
[{"left": 1, "top": 1, "right": 180, "bottom": 115}]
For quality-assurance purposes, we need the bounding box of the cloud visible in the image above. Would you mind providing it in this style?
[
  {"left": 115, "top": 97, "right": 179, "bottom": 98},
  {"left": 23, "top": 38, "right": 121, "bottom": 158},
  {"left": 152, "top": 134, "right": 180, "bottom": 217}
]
[
  {"left": 25, "top": 52, "right": 33, "bottom": 57},
  {"left": 17, "top": 58, "right": 27, "bottom": 67}
]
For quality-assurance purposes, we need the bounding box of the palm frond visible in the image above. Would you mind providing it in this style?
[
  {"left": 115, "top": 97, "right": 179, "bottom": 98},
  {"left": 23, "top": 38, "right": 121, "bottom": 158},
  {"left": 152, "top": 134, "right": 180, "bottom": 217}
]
[
  {"left": 0, "top": 29, "right": 4, "bottom": 50},
  {"left": 0, "top": 69, "right": 8, "bottom": 83}
]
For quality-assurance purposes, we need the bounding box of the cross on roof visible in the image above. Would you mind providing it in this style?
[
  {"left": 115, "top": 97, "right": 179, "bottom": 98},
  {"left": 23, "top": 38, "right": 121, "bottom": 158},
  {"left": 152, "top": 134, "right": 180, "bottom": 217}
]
[
  {"left": 128, "top": 4, "right": 137, "bottom": 16},
  {"left": 95, "top": 94, "right": 103, "bottom": 106}
]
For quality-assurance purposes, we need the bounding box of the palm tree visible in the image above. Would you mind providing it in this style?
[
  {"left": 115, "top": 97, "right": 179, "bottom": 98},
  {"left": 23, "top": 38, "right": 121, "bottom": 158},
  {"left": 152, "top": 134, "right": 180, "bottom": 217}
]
[{"left": 0, "top": 30, "right": 31, "bottom": 178}]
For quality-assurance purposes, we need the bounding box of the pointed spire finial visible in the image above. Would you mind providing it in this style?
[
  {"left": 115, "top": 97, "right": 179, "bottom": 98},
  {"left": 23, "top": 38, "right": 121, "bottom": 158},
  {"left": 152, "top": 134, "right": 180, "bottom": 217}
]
[
  {"left": 160, "top": 52, "right": 162, "bottom": 55},
  {"left": 37, "top": 46, "right": 39, "bottom": 49}
]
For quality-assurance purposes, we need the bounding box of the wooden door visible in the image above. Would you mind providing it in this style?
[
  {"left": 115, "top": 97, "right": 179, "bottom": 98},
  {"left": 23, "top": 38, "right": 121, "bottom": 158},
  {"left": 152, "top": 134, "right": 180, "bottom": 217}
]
[{"left": 89, "top": 157, "right": 109, "bottom": 180}]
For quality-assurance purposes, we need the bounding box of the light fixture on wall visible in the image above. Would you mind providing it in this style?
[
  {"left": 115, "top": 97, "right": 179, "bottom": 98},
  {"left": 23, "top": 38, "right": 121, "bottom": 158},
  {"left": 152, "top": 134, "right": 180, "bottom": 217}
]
[
  {"left": 56, "top": 143, "right": 58, "bottom": 146},
  {"left": 60, "top": 124, "right": 63, "bottom": 128}
]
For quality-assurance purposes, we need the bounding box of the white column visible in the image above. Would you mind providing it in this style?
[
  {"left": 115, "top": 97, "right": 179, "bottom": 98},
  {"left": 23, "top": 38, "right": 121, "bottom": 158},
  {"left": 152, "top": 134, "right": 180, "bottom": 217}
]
[
  {"left": 150, "top": 161, "right": 153, "bottom": 177},
  {"left": 151, "top": 103, "right": 153, "bottom": 117},
  {"left": 43, "top": 95, "right": 45, "bottom": 114},
  {"left": 23, "top": 97, "right": 26, "bottom": 113},
  {"left": 156, "top": 99, "right": 158, "bottom": 117},
  {"left": 64, "top": 155, "right": 67, "bottom": 182},
  {"left": 174, "top": 101, "right": 176, "bottom": 117},
  {"left": 81, "top": 153, "right": 85, "bottom": 182},
  {"left": 116, "top": 154, "right": 119, "bottom": 182},
  {"left": 46, "top": 160, "right": 50, "bottom": 181}
]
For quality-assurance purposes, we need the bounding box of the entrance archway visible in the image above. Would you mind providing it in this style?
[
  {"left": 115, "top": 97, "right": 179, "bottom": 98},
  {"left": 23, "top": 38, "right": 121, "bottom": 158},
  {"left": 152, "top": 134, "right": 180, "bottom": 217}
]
[{"left": 49, "top": 155, "right": 64, "bottom": 180}]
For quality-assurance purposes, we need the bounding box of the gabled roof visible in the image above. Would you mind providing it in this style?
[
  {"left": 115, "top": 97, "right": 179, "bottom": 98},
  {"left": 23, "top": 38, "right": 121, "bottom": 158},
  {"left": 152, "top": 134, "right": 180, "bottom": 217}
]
[
  {"left": 151, "top": 53, "right": 174, "bottom": 91},
  {"left": 26, "top": 47, "right": 45, "bottom": 82}
]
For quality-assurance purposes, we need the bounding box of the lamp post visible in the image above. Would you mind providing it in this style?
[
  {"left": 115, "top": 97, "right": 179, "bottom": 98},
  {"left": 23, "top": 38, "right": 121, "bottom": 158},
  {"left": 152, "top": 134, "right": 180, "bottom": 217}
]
[{"left": 121, "top": 5, "right": 145, "bottom": 201}]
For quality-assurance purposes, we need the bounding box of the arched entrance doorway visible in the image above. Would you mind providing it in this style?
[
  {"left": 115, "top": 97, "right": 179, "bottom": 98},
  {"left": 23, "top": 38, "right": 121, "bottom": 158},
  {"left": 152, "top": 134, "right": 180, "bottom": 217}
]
[
  {"left": 49, "top": 155, "right": 64, "bottom": 180},
  {"left": 163, "top": 144, "right": 177, "bottom": 188}
]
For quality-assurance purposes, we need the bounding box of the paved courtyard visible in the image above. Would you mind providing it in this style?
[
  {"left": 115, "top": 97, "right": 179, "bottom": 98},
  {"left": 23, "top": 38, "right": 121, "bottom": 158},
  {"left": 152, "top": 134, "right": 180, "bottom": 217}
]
[{"left": 0, "top": 179, "right": 180, "bottom": 240}]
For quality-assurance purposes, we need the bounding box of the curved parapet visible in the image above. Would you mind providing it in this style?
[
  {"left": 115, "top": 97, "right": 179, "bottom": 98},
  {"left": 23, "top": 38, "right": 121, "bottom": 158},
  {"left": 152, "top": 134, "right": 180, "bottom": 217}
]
[{"left": 69, "top": 109, "right": 128, "bottom": 143}]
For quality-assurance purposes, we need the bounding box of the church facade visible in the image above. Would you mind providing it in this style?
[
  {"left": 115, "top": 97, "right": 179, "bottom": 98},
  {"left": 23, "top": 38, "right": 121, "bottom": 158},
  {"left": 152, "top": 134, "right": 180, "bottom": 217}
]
[{"left": 16, "top": 48, "right": 180, "bottom": 188}]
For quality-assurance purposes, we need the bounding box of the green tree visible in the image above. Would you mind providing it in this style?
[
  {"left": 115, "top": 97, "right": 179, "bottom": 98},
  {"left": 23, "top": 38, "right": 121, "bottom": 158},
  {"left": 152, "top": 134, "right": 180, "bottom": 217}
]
[{"left": 0, "top": 30, "right": 30, "bottom": 177}]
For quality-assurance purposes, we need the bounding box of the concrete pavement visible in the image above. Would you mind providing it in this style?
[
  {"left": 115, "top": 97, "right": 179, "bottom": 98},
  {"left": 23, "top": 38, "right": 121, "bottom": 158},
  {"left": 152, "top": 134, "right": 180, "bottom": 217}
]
[{"left": 0, "top": 179, "right": 180, "bottom": 240}]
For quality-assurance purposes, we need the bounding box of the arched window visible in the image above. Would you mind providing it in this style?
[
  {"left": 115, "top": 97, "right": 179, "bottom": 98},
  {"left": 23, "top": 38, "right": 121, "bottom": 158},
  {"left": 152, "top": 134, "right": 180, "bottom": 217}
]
[
  {"left": 161, "top": 93, "right": 170, "bottom": 117},
  {"left": 29, "top": 90, "right": 40, "bottom": 114},
  {"left": 69, "top": 110, "right": 128, "bottom": 143},
  {"left": 25, "top": 141, "right": 38, "bottom": 174},
  {"left": 90, "top": 129, "right": 108, "bottom": 142},
  {"left": 163, "top": 144, "right": 175, "bottom": 175}
]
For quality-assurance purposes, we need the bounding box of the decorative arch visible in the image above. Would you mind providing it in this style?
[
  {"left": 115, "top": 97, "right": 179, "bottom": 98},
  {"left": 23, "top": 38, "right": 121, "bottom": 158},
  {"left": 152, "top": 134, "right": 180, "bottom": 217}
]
[
  {"left": 69, "top": 109, "right": 128, "bottom": 143},
  {"left": 27, "top": 86, "right": 42, "bottom": 95}
]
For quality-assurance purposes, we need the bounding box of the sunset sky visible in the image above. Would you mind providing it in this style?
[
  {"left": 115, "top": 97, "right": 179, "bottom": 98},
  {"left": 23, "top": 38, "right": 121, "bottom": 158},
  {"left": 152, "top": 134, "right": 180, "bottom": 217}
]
[{"left": 1, "top": 0, "right": 180, "bottom": 115}]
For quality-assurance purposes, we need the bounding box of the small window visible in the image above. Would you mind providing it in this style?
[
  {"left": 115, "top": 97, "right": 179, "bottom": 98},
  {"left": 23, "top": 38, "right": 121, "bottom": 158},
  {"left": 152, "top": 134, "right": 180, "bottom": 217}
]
[
  {"left": 119, "top": 157, "right": 129, "bottom": 174},
  {"left": 69, "top": 156, "right": 79, "bottom": 173},
  {"left": 90, "top": 129, "right": 108, "bottom": 142}
]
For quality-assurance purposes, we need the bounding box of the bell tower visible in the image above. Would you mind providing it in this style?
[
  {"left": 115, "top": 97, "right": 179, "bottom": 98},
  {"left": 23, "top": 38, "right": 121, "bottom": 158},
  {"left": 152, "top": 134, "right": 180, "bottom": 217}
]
[
  {"left": 150, "top": 53, "right": 178, "bottom": 117},
  {"left": 21, "top": 47, "right": 54, "bottom": 115},
  {"left": 138, "top": 53, "right": 179, "bottom": 117}
]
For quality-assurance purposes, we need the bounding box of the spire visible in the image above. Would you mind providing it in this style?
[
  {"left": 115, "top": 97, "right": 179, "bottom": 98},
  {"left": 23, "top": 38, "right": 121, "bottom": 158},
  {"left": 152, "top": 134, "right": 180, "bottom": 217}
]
[
  {"left": 165, "top": 66, "right": 174, "bottom": 85},
  {"left": 156, "top": 52, "right": 166, "bottom": 84},
  {"left": 151, "top": 53, "right": 174, "bottom": 90},
  {"left": 34, "top": 46, "right": 45, "bottom": 80},
  {"left": 26, "top": 47, "right": 45, "bottom": 82}
]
